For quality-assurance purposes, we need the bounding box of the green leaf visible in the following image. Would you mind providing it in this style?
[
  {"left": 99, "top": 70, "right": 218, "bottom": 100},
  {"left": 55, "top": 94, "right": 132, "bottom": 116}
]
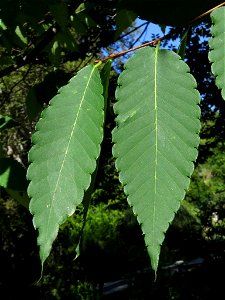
[
  {"left": 0, "top": 158, "right": 28, "bottom": 190},
  {"left": 177, "top": 27, "right": 189, "bottom": 60},
  {"left": 75, "top": 3, "right": 93, "bottom": 14},
  {"left": 209, "top": 7, "right": 225, "bottom": 100},
  {"left": 15, "top": 25, "right": 28, "bottom": 45},
  {"left": 100, "top": 60, "right": 112, "bottom": 120},
  {"left": 27, "top": 64, "right": 104, "bottom": 265},
  {"left": 0, "top": 19, "right": 7, "bottom": 30},
  {"left": 112, "top": 47, "right": 200, "bottom": 271},
  {"left": 47, "top": 31, "right": 78, "bottom": 65},
  {"left": 57, "top": 31, "right": 78, "bottom": 52},
  {"left": 6, "top": 189, "right": 30, "bottom": 209},
  {"left": 48, "top": 39, "right": 60, "bottom": 66},
  {"left": 115, "top": 9, "right": 137, "bottom": 39},
  {"left": 72, "top": 12, "right": 98, "bottom": 35},
  {"left": 0, "top": 114, "right": 17, "bottom": 130}
]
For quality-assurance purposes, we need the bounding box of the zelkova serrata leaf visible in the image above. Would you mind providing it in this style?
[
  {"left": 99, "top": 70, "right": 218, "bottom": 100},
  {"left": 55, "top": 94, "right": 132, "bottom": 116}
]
[
  {"left": 209, "top": 7, "right": 225, "bottom": 100},
  {"left": 27, "top": 65, "right": 104, "bottom": 265},
  {"left": 112, "top": 47, "right": 201, "bottom": 271}
]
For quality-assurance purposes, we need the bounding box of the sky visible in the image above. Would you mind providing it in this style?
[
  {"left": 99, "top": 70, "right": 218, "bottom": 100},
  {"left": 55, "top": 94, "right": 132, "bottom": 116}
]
[
  {"left": 100, "top": 17, "right": 180, "bottom": 71},
  {"left": 133, "top": 18, "right": 179, "bottom": 48}
]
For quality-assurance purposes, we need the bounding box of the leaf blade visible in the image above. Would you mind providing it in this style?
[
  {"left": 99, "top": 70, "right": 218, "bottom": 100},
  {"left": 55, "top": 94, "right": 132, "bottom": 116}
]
[
  {"left": 209, "top": 6, "right": 225, "bottom": 100},
  {"left": 112, "top": 47, "right": 200, "bottom": 271},
  {"left": 27, "top": 65, "right": 104, "bottom": 264}
]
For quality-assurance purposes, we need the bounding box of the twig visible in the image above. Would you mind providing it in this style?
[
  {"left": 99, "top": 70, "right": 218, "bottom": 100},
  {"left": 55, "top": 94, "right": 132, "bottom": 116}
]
[
  {"left": 95, "top": 2, "right": 225, "bottom": 63},
  {"left": 9, "top": 64, "right": 32, "bottom": 94},
  {"left": 119, "top": 21, "right": 149, "bottom": 41},
  {"left": 129, "top": 22, "right": 150, "bottom": 49},
  {"left": 95, "top": 31, "right": 173, "bottom": 63},
  {"left": 190, "top": 1, "right": 225, "bottom": 24}
]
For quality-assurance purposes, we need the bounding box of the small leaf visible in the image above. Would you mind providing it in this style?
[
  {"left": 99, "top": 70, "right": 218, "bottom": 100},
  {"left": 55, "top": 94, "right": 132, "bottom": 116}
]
[
  {"left": 209, "top": 7, "right": 225, "bottom": 100},
  {"left": 27, "top": 64, "right": 104, "bottom": 265},
  {"left": 112, "top": 47, "right": 200, "bottom": 271},
  {"left": 159, "top": 25, "right": 166, "bottom": 34},
  {"left": 0, "top": 114, "right": 17, "bottom": 130},
  {"left": 0, "top": 19, "right": 7, "bottom": 30},
  {"left": 15, "top": 25, "right": 28, "bottom": 45},
  {"left": 48, "top": 39, "right": 60, "bottom": 66},
  {"left": 177, "top": 27, "right": 189, "bottom": 60}
]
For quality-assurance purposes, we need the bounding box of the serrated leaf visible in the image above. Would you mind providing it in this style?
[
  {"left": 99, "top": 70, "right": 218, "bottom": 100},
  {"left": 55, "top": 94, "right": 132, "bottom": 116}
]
[
  {"left": 27, "top": 64, "right": 104, "bottom": 265},
  {"left": 209, "top": 7, "right": 225, "bottom": 100},
  {"left": 112, "top": 47, "right": 200, "bottom": 271}
]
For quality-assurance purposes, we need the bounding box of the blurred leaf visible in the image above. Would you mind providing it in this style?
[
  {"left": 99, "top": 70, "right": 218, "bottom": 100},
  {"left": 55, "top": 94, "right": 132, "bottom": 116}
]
[
  {"left": 100, "top": 59, "right": 112, "bottom": 119},
  {"left": 0, "top": 19, "right": 7, "bottom": 30},
  {"left": 115, "top": 9, "right": 137, "bottom": 39},
  {"left": 15, "top": 26, "right": 28, "bottom": 45},
  {"left": 48, "top": 39, "right": 60, "bottom": 66},
  {"left": 0, "top": 144, "right": 4, "bottom": 158},
  {"left": 6, "top": 189, "right": 30, "bottom": 209},
  {"left": 75, "top": 2, "right": 93, "bottom": 14},
  {"left": 0, "top": 114, "right": 17, "bottom": 130},
  {"left": 25, "top": 89, "right": 43, "bottom": 121},
  {"left": 49, "top": 2, "right": 68, "bottom": 31},
  {"left": 177, "top": 28, "right": 189, "bottom": 60},
  {"left": 0, "top": 158, "right": 28, "bottom": 190},
  {"left": 72, "top": 12, "right": 97, "bottom": 35},
  {"left": 159, "top": 24, "right": 166, "bottom": 34}
]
